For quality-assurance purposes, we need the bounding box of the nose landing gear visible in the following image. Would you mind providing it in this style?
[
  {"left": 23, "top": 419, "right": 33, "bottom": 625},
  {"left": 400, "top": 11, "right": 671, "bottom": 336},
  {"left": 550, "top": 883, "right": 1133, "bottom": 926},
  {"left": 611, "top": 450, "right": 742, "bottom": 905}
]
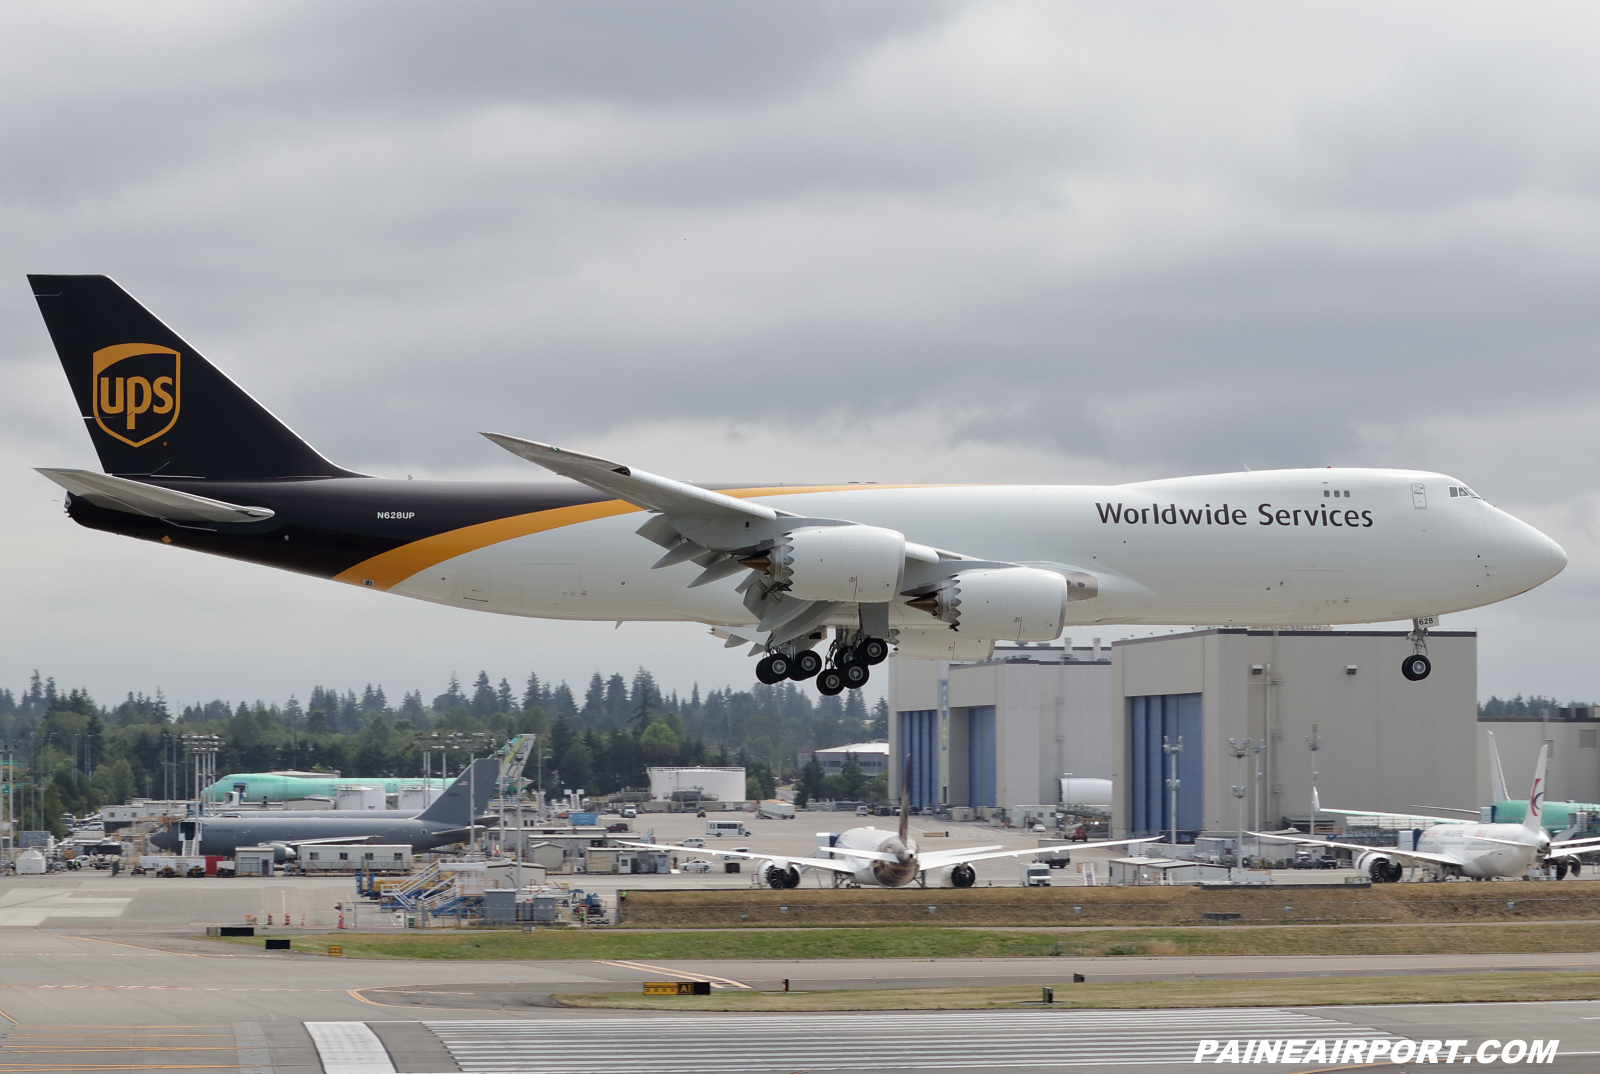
[{"left": 1401, "top": 616, "right": 1435, "bottom": 681}]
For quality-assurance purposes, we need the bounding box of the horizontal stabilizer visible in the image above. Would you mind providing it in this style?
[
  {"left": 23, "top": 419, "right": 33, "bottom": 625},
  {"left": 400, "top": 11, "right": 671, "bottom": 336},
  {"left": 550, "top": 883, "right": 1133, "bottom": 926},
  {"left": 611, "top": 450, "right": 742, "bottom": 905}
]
[{"left": 36, "top": 468, "right": 274, "bottom": 523}]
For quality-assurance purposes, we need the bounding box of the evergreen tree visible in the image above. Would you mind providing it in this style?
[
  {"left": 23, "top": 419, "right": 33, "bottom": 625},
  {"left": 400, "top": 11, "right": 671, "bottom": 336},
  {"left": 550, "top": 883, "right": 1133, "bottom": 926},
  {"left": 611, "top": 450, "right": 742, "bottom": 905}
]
[
  {"left": 581, "top": 674, "right": 606, "bottom": 722},
  {"left": 795, "top": 756, "right": 825, "bottom": 809},
  {"left": 522, "top": 671, "right": 543, "bottom": 711},
  {"left": 496, "top": 678, "right": 515, "bottom": 714},
  {"left": 470, "top": 672, "right": 496, "bottom": 717}
]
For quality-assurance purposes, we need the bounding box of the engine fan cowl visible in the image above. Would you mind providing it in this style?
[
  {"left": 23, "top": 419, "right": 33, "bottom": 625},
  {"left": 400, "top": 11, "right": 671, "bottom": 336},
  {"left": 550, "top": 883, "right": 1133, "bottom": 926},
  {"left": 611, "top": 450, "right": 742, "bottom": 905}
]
[
  {"left": 907, "top": 567, "right": 1069, "bottom": 641},
  {"left": 750, "top": 525, "right": 906, "bottom": 603}
]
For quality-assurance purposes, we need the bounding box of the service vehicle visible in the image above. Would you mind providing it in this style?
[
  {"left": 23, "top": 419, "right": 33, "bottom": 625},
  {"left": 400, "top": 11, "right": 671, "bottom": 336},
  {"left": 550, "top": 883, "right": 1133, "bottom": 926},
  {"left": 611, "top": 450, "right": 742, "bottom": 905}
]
[
  {"left": 1021, "top": 861, "right": 1052, "bottom": 887},
  {"left": 707, "top": 820, "right": 751, "bottom": 838}
]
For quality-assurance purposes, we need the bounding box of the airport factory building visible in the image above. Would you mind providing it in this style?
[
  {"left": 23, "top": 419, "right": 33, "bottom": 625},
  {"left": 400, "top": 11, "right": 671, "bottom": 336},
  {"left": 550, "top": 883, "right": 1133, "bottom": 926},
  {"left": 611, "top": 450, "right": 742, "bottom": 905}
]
[
  {"left": 888, "top": 641, "right": 1114, "bottom": 818},
  {"left": 888, "top": 631, "right": 1477, "bottom": 838},
  {"left": 797, "top": 742, "right": 890, "bottom": 778},
  {"left": 646, "top": 766, "right": 746, "bottom": 806},
  {"left": 1109, "top": 628, "right": 1477, "bottom": 840}
]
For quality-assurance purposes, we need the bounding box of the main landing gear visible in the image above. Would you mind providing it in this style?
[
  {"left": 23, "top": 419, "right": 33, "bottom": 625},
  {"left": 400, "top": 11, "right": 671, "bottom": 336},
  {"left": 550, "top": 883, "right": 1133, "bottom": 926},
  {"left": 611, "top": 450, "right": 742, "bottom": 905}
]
[
  {"left": 1401, "top": 616, "right": 1435, "bottom": 681},
  {"left": 756, "top": 630, "right": 887, "bottom": 693}
]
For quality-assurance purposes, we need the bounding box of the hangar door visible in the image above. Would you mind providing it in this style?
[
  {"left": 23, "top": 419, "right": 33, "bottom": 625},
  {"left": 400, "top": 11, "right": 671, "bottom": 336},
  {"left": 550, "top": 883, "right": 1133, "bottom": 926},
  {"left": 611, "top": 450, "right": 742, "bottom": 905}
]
[
  {"left": 1127, "top": 693, "right": 1203, "bottom": 840},
  {"left": 899, "top": 710, "right": 938, "bottom": 810}
]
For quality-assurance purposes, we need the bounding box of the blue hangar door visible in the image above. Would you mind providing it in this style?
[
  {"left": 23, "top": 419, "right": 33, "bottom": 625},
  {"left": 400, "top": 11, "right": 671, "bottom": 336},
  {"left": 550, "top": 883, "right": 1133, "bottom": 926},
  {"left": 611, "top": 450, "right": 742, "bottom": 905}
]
[
  {"left": 1127, "top": 693, "right": 1203, "bottom": 840},
  {"left": 900, "top": 710, "right": 938, "bottom": 810}
]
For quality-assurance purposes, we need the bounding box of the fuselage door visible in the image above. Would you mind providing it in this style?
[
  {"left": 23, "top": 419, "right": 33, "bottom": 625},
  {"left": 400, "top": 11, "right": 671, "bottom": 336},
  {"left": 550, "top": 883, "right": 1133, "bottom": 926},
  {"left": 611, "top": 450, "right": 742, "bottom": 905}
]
[{"left": 1411, "top": 483, "right": 1427, "bottom": 509}]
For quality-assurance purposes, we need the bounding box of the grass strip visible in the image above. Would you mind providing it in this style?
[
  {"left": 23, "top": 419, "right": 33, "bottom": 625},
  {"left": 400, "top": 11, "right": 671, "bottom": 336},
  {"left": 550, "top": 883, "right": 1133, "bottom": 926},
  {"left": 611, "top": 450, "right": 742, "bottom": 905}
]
[
  {"left": 213, "top": 920, "right": 1600, "bottom": 961},
  {"left": 555, "top": 971, "right": 1600, "bottom": 1012}
]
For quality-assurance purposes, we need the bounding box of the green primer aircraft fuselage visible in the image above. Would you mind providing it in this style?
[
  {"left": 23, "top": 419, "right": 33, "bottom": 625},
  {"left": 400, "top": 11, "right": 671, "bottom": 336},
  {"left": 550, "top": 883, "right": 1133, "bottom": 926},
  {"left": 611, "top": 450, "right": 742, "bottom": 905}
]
[{"left": 202, "top": 772, "right": 451, "bottom": 803}]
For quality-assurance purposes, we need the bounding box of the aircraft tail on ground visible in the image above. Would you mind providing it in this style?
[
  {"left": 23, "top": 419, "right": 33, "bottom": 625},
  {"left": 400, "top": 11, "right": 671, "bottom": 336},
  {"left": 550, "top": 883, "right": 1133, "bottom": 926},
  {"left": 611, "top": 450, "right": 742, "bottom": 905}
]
[
  {"left": 1524, "top": 744, "right": 1549, "bottom": 835},
  {"left": 417, "top": 758, "right": 499, "bottom": 826},
  {"left": 28, "top": 274, "right": 352, "bottom": 480},
  {"left": 1486, "top": 729, "right": 1511, "bottom": 803},
  {"left": 899, "top": 753, "right": 911, "bottom": 845}
]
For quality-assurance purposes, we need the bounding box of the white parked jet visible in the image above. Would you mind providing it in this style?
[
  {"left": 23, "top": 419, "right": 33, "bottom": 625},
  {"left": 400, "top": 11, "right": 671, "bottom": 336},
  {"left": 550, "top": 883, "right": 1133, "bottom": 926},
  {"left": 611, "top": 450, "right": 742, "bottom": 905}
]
[
  {"left": 628, "top": 765, "right": 1152, "bottom": 889},
  {"left": 32, "top": 275, "right": 1568, "bottom": 690},
  {"left": 1255, "top": 746, "right": 1600, "bottom": 881}
]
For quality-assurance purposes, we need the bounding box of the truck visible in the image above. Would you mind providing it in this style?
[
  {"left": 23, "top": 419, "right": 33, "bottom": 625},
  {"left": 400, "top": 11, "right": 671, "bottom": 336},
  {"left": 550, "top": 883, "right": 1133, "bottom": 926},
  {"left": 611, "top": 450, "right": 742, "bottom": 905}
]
[
  {"left": 756, "top": 801, "right": 795, "bottom": 820},
  {"left": 1021, "top": 861, "right": 1052, "bottom": 887}
]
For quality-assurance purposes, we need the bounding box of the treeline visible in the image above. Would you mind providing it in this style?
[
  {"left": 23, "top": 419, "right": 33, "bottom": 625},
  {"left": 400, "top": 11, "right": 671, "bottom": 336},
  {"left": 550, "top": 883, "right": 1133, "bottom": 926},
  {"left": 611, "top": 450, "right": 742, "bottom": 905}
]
[
  {"left": 1477, "top": 695, "right": 1590, "bottom": 719},
  {"left": 0, "top": 668, "right": 886, "bottom": 838}
]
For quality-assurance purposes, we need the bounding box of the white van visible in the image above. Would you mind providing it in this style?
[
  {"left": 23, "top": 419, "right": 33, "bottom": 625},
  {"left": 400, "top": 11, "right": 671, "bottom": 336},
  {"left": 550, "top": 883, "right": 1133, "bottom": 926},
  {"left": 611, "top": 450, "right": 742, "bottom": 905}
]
[{"left": 707, "top": 820, "right": 751, "bottom": 838}]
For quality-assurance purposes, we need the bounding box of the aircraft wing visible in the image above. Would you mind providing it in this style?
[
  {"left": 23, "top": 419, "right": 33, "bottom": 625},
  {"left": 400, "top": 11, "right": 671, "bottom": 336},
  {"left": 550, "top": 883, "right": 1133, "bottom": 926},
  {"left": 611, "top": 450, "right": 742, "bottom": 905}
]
[
  {"left": 281, "top": 835, "right": 379, "bottom": 847},
  {"left": 482, "top": 432, "right": 1049, "bottom": 648},
  {"left": 918, "top": 836, "right": 1156, "bottom": 872},
  {"left": 1319, "top": 807, "right": 1470, "bottom": 826},
  {"left": 481, "top": 433, "right": 783, "bottom": 524},
  {"left": 1546, "top": 836, "right": 1600, "bottom": 858},
  {"left": 615, "top": 840, "right": 889, "bottom": 873},
  {"left": 37, "top": 468, "right": 274, "bottom": 523},
  {"left": 1248, "top": 831, "right": 1462, "bottom": 868}
]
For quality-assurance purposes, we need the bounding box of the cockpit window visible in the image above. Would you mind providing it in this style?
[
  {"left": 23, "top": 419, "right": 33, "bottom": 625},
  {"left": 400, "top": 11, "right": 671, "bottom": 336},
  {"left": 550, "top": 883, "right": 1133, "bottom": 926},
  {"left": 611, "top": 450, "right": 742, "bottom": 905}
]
[{"left": 1448, "top": 485, "right": 1482, "bottom": 499}]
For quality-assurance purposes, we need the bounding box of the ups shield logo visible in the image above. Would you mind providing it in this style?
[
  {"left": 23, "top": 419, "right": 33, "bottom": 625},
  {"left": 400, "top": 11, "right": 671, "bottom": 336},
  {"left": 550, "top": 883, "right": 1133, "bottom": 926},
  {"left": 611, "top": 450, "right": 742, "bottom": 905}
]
[{"left": 92, "top": 343, "right": 180, "bottom": 448}]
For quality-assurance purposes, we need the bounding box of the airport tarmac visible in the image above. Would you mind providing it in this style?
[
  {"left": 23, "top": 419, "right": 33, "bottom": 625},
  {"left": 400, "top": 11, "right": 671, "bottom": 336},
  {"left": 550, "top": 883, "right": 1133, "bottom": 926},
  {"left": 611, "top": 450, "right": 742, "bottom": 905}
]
[
  {"left": 4, "top": 849, "right": 1597, "bottom": 1072},
  {"left": 3, "top": 929, "right": 1600, "bottom": 1071}
]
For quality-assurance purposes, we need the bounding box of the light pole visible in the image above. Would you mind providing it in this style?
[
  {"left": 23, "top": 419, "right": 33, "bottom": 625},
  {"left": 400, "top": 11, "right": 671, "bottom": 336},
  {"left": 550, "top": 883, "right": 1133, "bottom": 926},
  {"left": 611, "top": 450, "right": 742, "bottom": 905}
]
[
  {"left": 1162, "top": 735, "right": 1183, "bottom": 852},
  {"left": 1228, "top": 737, "right": 1251, "bottom": 870},
  {"left": 1306, "top": 724, "right": 1322, "bottom": 837}
]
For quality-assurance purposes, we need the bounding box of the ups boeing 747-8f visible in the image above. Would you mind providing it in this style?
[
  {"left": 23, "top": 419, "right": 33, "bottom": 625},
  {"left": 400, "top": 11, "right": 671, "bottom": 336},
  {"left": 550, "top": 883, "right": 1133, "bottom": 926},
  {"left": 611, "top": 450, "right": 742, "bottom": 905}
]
[{"left": 28, "top": 275, "right": 1566, "bottom": 692}]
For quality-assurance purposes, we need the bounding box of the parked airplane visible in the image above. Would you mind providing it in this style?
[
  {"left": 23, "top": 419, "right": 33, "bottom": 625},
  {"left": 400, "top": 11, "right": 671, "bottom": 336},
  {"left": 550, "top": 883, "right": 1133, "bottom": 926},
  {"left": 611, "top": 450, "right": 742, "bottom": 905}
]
[
  {"left": 1256, "top": 746, "right": 1600, "bottom": 881},
  {"left": 203, "top": 772, "right": 451, "bottom": 806},
  {"left": 627, "top": 762, "right": 1153, "bottom": 889},
  {"left": 151, "top": 758, "right": 498, "bottom": 861},
  {"left": 1344, "top": 731, "right": 1600, "bottom": 840},
  {"left": 211, "top": 736, "right": 538, "bottom": 822},
  {"left": 29, "top": 275, "right": 1567, "bottom": 688}
]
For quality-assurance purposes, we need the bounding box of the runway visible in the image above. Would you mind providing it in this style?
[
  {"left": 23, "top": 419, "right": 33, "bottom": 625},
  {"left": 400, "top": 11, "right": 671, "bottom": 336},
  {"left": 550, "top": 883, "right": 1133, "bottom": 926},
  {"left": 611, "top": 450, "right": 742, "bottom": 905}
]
[{"left": 0, "top": 930, "right": 1597, "bottom": 1071}]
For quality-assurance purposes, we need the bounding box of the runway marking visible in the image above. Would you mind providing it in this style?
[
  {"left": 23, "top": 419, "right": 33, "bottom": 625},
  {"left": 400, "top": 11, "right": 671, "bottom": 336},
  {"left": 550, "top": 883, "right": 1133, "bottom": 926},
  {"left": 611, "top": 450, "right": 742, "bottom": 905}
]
[
  {"left": 305, "top": 1022, "right": 397, "bottom": 1074},
  {"left": 424, "top": 1009, "right": 1411, "bottom": 1072},
  {"left": 594, "top": 959, "right": 751, "bottom": 990},
  {"left": 0, "top": 1004, "right": 17, "bottom": 1024}
]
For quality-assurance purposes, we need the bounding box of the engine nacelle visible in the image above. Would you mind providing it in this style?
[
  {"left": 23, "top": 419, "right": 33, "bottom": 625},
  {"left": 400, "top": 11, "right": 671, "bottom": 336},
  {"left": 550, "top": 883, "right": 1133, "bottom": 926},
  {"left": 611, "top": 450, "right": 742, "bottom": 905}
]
[
  {"left": 910, "top": 567, "right": 1068, "bottom": 641},
  {"left": 770, "top": 525, "right": 905, "bottom": 603},
  {"left": 1355, "top": 850, "right": 1402, "bottom": 883},
  {"left": 764, "top": 863, "right": 802, "bottom": 889}
]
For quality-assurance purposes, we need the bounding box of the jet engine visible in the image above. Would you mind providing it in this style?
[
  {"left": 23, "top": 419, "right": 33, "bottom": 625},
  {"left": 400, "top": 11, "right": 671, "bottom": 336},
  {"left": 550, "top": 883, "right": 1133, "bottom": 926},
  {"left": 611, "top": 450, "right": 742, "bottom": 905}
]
[
  {"left": 764, "top": 863, "right": 802, "bottom": 889},
  {"left": 948, "top": 863, "right": 976, "bottom": 888},
  {"left": 1355, "top": 850, "right": 1402, "bottom": 883},
  {"left": 744, "top": 525, "right": 905, "bottom": 602},
  {"left": 905, "top": 567, "right": 1071, "bottom": 641}
]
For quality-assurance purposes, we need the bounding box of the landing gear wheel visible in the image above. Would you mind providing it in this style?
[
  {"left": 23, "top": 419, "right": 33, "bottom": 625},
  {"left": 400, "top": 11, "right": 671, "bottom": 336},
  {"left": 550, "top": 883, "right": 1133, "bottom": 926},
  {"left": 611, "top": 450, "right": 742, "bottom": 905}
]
[
  {"left": 841, "top": 662, "right": 870, "bottom": 690},
  {"left": 857, "top": 637, "right": 889, "bottom": 665},
  {"left": 816, "top": 668, "right": 846, "bottom": 696},
  {"left": 1556, "top": 861, "right": 1570, "bottom": 881},
  {"left": 756, "top": 654, "right": 792, "bottom": 685},
  {"left": 790, "top": 650, "right": 823, "bottom": 680},
  {"left": 1401, "top": 654, "right": 1432, "bottom": 681}
]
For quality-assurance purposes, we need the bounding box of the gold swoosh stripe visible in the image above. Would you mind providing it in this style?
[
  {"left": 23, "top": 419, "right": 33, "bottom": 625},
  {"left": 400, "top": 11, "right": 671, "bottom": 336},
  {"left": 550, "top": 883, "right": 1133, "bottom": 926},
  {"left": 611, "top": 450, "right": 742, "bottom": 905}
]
[{"left": 335, "top": 484, "right": 951, "bottom": 592}]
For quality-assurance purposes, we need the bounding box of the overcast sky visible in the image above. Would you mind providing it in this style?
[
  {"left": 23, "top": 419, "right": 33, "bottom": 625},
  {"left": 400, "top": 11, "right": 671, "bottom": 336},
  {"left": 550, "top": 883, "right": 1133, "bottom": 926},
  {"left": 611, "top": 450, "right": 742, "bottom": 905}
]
[{"left": 4, "top": 1, "right": 1599, "bottom": 715}]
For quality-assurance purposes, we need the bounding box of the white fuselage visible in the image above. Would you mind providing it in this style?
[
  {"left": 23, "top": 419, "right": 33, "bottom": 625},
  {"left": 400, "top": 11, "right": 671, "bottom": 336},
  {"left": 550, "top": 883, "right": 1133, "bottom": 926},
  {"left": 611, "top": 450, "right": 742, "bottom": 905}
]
[
  {"left": 384, "top": 468, "right": 1564, "bottom": 634},
  {"left": 830, "top": 825, "right": 922, "bottom": 888},
  {"left": 1410, "top": 823, "right": 1544, "bottom": 879}
]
